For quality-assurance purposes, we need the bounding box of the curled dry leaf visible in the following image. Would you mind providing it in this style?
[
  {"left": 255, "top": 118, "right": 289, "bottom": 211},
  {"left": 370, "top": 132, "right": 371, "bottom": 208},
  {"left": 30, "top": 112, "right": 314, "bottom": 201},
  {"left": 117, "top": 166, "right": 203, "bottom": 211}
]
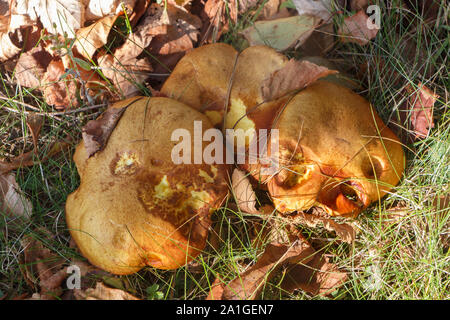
[
  {"left": 338, "top": 10, "right": 379, "bottom": 45},
  {"left": 74, "top": 14, "right": 119, "bottom": 60},
  {"left": 14, "top": 45, "right": 53, "bottom": 88},
  {"left": 74, "top": 282, "right": 139, "bottom": 300},
  {"left": 82, "top": 97, "right": 144, "bottom": 157},
  {"left": 0, "top": 173, "right": 32, "bottom": 219},
  {"left": 241, "top": 14, "right": 319, "bottom": 51},
  {"left": 231, "top": 168, "right": 260, "bottom": 214},
  {"left": 261, "top": 59, "right": 338, "bottom": 101},
  {"left": 26, "top": 113, "right": 44, "bottom": 151}
]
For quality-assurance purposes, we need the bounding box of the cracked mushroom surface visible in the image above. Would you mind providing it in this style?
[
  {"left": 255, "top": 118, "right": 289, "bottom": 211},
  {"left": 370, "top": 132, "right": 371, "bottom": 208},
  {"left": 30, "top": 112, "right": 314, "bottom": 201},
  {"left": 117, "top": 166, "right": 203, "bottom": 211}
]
[
  {"left": 162, "top": 43, "right": 405, "bottom": 218},
  {"left": 66, "top": 97, "right": 228, "bottom": 274}
]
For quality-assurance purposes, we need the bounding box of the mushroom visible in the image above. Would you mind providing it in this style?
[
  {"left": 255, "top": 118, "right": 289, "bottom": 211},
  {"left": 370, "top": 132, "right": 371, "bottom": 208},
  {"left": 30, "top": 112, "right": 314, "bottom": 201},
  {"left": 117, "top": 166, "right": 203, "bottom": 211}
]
[
  {"left": 266, "top": 81, "right": 405, "bottom": 217},
  {"left": 162, "top": 43, "right": 405, "bottom": 217},
  {"left": 66, "top": 97, "right": 229, "bottom": 274}
]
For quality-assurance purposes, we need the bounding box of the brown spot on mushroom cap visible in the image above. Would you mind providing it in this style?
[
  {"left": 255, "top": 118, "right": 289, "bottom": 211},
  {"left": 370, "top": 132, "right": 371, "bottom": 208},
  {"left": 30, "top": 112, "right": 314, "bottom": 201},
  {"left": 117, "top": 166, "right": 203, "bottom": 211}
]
[{"left": 66, "top": 97, "right": 229, "bottom": 274}]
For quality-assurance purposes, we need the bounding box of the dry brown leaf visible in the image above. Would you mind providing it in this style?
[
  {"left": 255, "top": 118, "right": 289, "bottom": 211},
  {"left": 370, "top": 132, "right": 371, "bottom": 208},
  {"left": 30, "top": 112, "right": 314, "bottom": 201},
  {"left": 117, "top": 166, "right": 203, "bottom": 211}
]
[
  {"left": 239, "top": 0, "right": 258, "bottom": 14},
  {"left": 231, "top": 168, "right": 260, "bottom": 214},
  {"left": 338, "top": 10, "right": 379, "bottom": 45},
  {"left": 0, "top": 173, "right": 32, "bottom": 219},
  {"left": 200, "top": 0, "right": 236, "bottom": 43},
  {"left": 261, "top": 59, "right": 338, "bottom": 101},
  {"left": 221, "top": 240, "right": 315, "bottom": 299},
  {"left": 82, "top": 97, "right": 144, "bottom": 157},
  {"left": 42, "top": 59, "right": 80, "bottom": 109},
  {"left": 128, "top": 0, "right": 151, "bottom": 27},
  {"left": 14, "top": 45, "right": 53, "bottom": 88},
  {"left": 148, "top": 3, "right": 202, "bottom": 55},
  {"left": 97, "top": 5, "right": 161, "bottom": 97},
  {"left": 290, "top": 211, "right": 356, "bottom": 243},
  {"left": 74, "top": 282, "right": 139, "bottom": 300},
  {"left": 206, "top": 274, "right": 226, "bottom": 300},
  {"left": 75, "top": 14, "right": 119, "bottom": 60},
  {"left": 26, "top": 113, "right": 44, "bottom": 152},
  {"left": 280, "top": 253, "right": 347, "bottom": 296},
  {"left": 403, "top": 83, "right": 438, "bottom": 140},
  {"left": 21, "top": 233, "right": 67, "bottom": 299}
]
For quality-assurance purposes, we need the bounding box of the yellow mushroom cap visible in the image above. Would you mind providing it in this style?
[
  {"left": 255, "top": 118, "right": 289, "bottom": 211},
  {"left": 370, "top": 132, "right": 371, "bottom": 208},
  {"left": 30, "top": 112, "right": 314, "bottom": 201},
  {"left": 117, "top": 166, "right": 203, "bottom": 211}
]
[{"left": 66, "top": 97, "right": 228, "bottom": 274}]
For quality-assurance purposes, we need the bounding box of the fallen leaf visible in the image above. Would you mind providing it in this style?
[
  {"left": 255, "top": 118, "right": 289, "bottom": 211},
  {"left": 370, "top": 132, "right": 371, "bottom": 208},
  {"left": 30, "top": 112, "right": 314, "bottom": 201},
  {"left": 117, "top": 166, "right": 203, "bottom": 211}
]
[
  {"left": 231, "top": 168, "right": 260, "bottom": 215},
  {"left": 338, "top": 10, "right": 379, "bottom": 45},
  {"left": 280, "top": 253, "right": 347, "bottom": 296},
  {"left": 15, "top": 0, "right": 85, "bottom": 36},
  {"left": 222, "top": 239, "right": 315, "bottom": 299},
  {"left": 148, "top": 3, "right": 202, "bottom": 55},
  {"left": 128, "top": 0, "right": 151, "bottom": 27},
  {"left": 261, "top": 59, "right": 338, "bottom": 101},
  {"left": 206, "top": 274, "right": 225, "bottom": 300},
  {"left": 98, "top": 51, "right": 152, "bottom": 98},
  {"left": 289, "top": 211, "right": 356, "bottom": 243},
  {"left": 293, "top": 0, "right": 333, "bottom": 22},
  {"left": 74, "top": 282, "right": 139, "bottom": 300},
  {"left": 42, "top": 59, "right": 80, "bottom": 109},
  {"left": 238, "top": 0, "right": 259, "bottom": 14},
  {"left": 257, "top": 0, "right": 292, "bottom": 21},
  {"left": 200, "top": 0, "right": 236, "bottom": 43},
  {"left": 0, "top": 173, "right": 32, "bottom": 219},
  {"left": 14, "top": 45, "right": 53, "bottom": 88},
  {"left": 241, "top": 14, "right": 319, "bottom": 51},
  {"left": 82, "top": 97, "right": 144, "bottom": 157},
  {"left": 21, "top": 233, "right": 68, "bottom": 299},
  {"left": 404, "top": 82, "right": 438, "bottom": 140},
  {"left": 97, "top": 4, "right": 163, "bottom": 97},
  {"left": 85, "top": 0, "right": 136, "bottom": 20},
  {"left": 26, "top": 113, "right": 44, "bottom": 151},
  {"left": 74, "top": 14, "right": 119, "bottom": 60},
  {"left": 0, "top": 14, "right": 36, "bottom": 62}
]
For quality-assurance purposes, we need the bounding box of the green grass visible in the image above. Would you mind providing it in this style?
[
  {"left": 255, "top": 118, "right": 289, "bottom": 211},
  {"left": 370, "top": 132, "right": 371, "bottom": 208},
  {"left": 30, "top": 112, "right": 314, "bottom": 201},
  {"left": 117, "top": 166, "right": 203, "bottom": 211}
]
[{"left": 0, "top": 0, "right": 448, "bottom": 300}]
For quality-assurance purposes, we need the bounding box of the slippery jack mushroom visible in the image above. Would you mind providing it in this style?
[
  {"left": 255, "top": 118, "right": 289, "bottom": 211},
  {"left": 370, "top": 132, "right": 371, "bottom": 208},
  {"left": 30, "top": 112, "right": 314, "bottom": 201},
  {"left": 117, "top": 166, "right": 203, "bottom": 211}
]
[
  {"left": 66, "top": 97, "right": 228, "bottom": 274},
  {"left": 162, "top": 43, "right": 405, "bottom": 218},
  {"left": 67, "top": 44, "right": 405, "bottom": 275}
]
